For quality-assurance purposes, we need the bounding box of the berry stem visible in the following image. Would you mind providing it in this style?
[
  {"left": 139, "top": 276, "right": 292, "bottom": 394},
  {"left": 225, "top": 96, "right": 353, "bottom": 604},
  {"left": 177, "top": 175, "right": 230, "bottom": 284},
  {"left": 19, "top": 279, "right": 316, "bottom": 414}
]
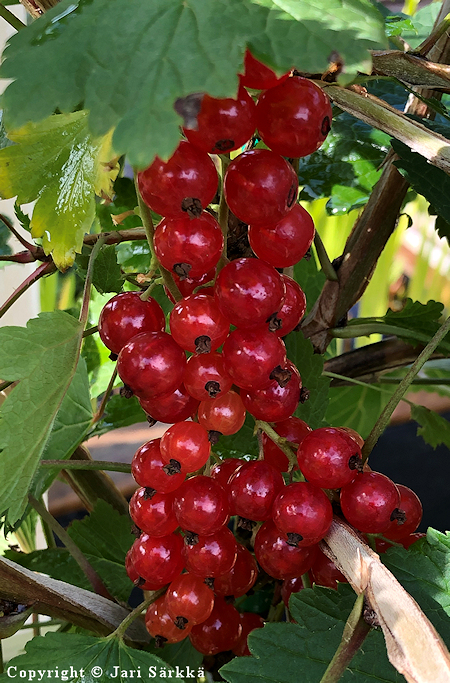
[
  {"left": 28, "top": 495, "right": 115, "bottom": 602},
  {"left": 79, "top": 236, "right": 107, "bottom": 329},
  {"left": 301, "top": 573, "right": 311, "bottom": 589},
  {"left": 107, "top": 590, "right": 165, "bottom": 641},
  {"left": 0, "top": 4, "right": 26, "bottom": 30},
  {"left": 82, "top": 325, "right": 99, "bottom": 338},
  {"left": 329, "top": 322, "right": 450, "bottom": 353},
  {"left": 314, "top": 232, "right": 338, "bottom": 282},
  {"left": 319, "top": 593, "right": 370, "bottom": 683},
  {"left": 362, "top": 314, "right": 450, "bottom": 462},
  {"left": 254, "top": 420, "right": 302, "bottom": 475},
  {"left": 91, "top": 367, "right": 118, "bottom": 425},
  {"left": 0, "top": 261, "right": 56, "bottom": 320},
  {"left": 39, "top": 459, "right": 132, "bottom": 473}
]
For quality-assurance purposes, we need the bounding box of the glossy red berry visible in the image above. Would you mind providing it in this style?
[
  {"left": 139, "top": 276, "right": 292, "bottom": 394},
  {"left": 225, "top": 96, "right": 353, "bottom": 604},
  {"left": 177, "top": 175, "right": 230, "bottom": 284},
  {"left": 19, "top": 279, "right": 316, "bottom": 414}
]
[
  {"left": 165, "top": 268, "right": 216, "bottom": 303},
  {"left": 210, "top": 458, "right": 245, "bottom": 490},
  {"left": 165, "top": 573, "right": 215, "bottom": 626},
  {"left": 248, "top": 204, "right": 315, "bottom": 268},
  {"left": 281, "top": 576, "right": 304, "bottom": 607},
  {"left": 189, "top": 598, "right": 242, "bottom": 655},
  {"left": 240, "top": 49, "right": 290, "bottom": 90},
  {"left": 131, "top": 439, "right": 185, "bottom": 493},
  {"left": 400, "top": 532, "right": 426, "bottom": 549},
  {"left": 224, "top": 149, "right": 298, "bottom": 225},
  {"left": 297, "top": 427, "right": 362, "bottom": 489},
  {"left": 183, "top": 527, "right": 237, "bottom": 578},
  {"left": 131, "top": 532, "right": 184, "bottom": 585},
  {"left": 145, "top": 595, "right": 192, "bottom": 644},
  {"left": 98, "top": 292, "right": 165, "bottom": 355},
  {"left": 139, "top": 384, "right": 199, "bottom": 424},
  {"left": 241, "top": 360, "right": 301, "bottom": 422},
  {"left": 254, "top": 520, "right": 318, "bottom": 579},
  {"left": 229, "top": 460, "right": 285, "bottom": 521},
  {"left": 382, "top": 484, "right": 422, "bottom": 541},
  {"left": 160, "top": 421, "right": 210, "bottom": 474},
  {"left": 222, "top": 327, "right": 287, "bottom": 391},
  {"left": 310, "top": 550, "right": 347, "bottom": 590},
  {"left": 214, "top": 543, "right": 258, "bottom": 598},
  {"left": 262, "top": 416, "right": 311, "bottom": 472},
  {"left": 154, "top": 212, "right": 223, "bottom": 280},
  {"left": 184, "top": 352, "right": 233, "bottom": 401},
  {"left": 117, "top": 331, "right": 186, "bottom": 399},
  {"left": 256, "top": 76, "right": 332, "bottom": 158},
  {"left": 129, "top": 487, "right": 178, "bottom": 537},
  {"left": 173, "top": 476, "right": 229, "bottom": 535},
  {"left": 340, "top": 472, "right": 401, "bottom": 534},
  {"left": 125, "top": 549, "right": 167, "bottom": 591},
  {"left": 183, "top": 86, "right": 256, "bottom": 154},
  {"left": 337, "top": 426, "right": 365, "bottom": 449},
  {"left": 272, "top": 482, "right": 333, "bottom": 546},
  {"left": 137, "top": 140, "right": 218, "bottom": 218},
  {"left": 274, "top": 276, "right": 307, "bottom": 338},
  {"left": 198, "top": 390, "right": 246, "bottom": 435},
  {"left": 232, "top": 613, "right": 265, "bottom": 657},
  {"left": 214, "top": 257, "right": 286, "bottom": 330},
  {"left": 170, "top": 293, "right": 229, "bottom": 354}
]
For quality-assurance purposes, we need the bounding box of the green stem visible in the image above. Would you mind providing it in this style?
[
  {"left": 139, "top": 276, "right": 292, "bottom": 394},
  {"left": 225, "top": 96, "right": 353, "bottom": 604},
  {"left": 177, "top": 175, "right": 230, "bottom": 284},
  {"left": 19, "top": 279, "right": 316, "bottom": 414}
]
[
  {"left": 83, "top": 325, "right": 98, "bottom": 338},
  {"left": 20, "top": 619, "right": 64, "bottom": 631},
  {"left": 330, "top": 322, "right": 450, "bottom": 353},
  {"left": 323, "top": 370, "right": 413, "bottom": 404},
  {"left": 28, "top": 495, "right": 115, "bottom": 601},
  {"left": 139, "top": 280, "right": 158, "bottom": 301},
  {"left": 301, "top": 572, "right": 311, "bottom": 589},
  {"left": 0, "top": 4, "right": 26, "bottom": 30},
  {"left": 254, "top": 420, "right": 302, "bottom": 475},
  {"left": 108, "top": 591, "right": 165, "bottom": 640},
  {"left": 91, "top": 368, "right": 117, "bottom": 425},
  {"left": 39, "top": 459, "right": 132, "bottom": 473},
  {"left": 218, "top": 154, "right": 230, "bottom": 238},
  {"left": 378, "top": 377, "right": 450, "bottom": 385},
  {"left": 417, "top": 12, "right": 450, "bottom": 56},
  {"left": 362, "top": 314, "right": 450, "bottom": 461},
  {"left": 319, "top": 593, "right": 370, "bottom": 683},
  {"left": 40, "top": 497, "right": 57, "bottom": 549},
  {"left": 314, "top": 232, "right": 338, "bottom": 282},
  {"left": 79, "top": 237, "right": 107, "bottom": 329},
  {"left": 267, "top": 601, "right": 285, "bottom": 623}
]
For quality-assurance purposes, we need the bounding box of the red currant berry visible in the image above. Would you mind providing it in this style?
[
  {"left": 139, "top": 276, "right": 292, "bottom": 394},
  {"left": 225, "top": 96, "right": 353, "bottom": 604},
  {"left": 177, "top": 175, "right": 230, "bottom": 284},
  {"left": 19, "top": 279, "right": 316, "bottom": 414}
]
[
  {"left": 165, "top": 572, "right": 215, "bottom": 627},
  {"left": 189, "top": 598, "right": 242, "bottom": 655},
  {"left": 183, "top": 86, "right": 256, "bottom": 154},
  {"left": 211, "top": 458, "right": 245, "bottom": 490},
  {"left": 272, "top": 482, "right": 333, "bottom": 546},
  {"left": 184, "top": 352, "right": 233, "bottom": 401},
  {"left": 98, "top": 292, "right": 165, "bottom": 355},
  {"left": 229, "top": 460, "right": 285, "bottom": 521},
  {"left": 241, "top": 360, "right": 301, "bottom": 422},
  {"left": 262, "top": 416, "right": 311, "bottom": 472},
  {"left": 248, "top": 204, "right": 315, "bottom": 268},
  {"left": 170, "top": 293, "right": 229, "bottom": 354},
  {"left": 232, "top": 613, "right": 265, "bottom": 657},
  {"left": 131, "top": 439, "right": 185, "bottom": 493},
  {"left": 125, "top": 549, "right": 167, "bottom": 591},
  {"left": 274, "top": 276, "right": 307, "bottom": 338},
  {"left": 254, "top": 520, "right": 318, "bottom": 579},
  {"left": 137, "top": 141, "right": 218, "bottom": 218},
  {"left": 139, "top": 384, "right": 199, "bottom": 424},
  {"left": 165, "top": 268, "right": 215, "bottom": 303},
  {"left": 297, "top": 427, "right": 362, "bottom": 490},
  {"left": 338, "top": 426, "right": 365, "bottom": 449},
  {"left": 400, "top": 532, "right": 426, "bottom": 549},
  {"left": 198, "top": 390, "right": 246, "bottom": 436},
  {"left": 129, "top": 487, "right": 178, "bottom": 537},
  {"left": 382, "top": 484, "right": 422, "bottom": 541},
  {"left": 145, "top": 596, "right": 192, "bottom": 644},
  {"left": 239, "top": 49, "right": 290, "bottom": 90},
  {"left": 117, "top": 331, "right": 186, "bottom": 399},
  {"left": 256, "top": 76, "right": 332, "bottom": 158},
  {"left": 173, "top": 476, "right": 229, "bottom": 535},
  {"left": 224, "top": 149, "right": 298, "bottom": 225},
  {"left": 131, "top": 532, "right": 184, "bottom": 585},
  {"left": 160, "top": 421, "right": 210, "bottom": 474},
  {"left": 281, "top": 577, "right": 304, "bottom": 607},
  {"left": 154, "top": 212, "right": 223, "bottom": 280},
  {"left": 214, "top": 543, "right": 258, "bottom": 598},
  {"left": 183, "top": 527, "right": 237, "bottom": 578},
  {"left": 214, "top": 257, "right": 286, "bottom": 330},
  {"left": 340, "top": 472, "right": 402, "bottom": 534},
  {"left": 222, "top": 328, "right": 287, "bottom": 391},
  {"left": 310, "top": 550, "right": 347, "bottom": 590}
]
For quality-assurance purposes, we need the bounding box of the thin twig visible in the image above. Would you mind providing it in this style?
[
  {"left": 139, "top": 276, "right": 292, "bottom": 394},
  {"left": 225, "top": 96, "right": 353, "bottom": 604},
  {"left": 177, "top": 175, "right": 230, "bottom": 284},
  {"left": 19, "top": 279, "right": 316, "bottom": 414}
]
[
  {"left": 0, "top": 261, "right": 55, "bottom": 319},
  {"left": 362, "top": 315, "right": 450, "bottom": 461},
  {"left": 28, "top": 495, "right": 115, "bottom": 601},
  {"left": 0, "top": 213, "right": 36, "bottom": 251},
  {"left": 39, "top": 459, "right": 132, "bottom": 473},
  {"left": 91, "top": 368, "right": 118, "bottom": 425},
  {"left": 314, "top": 231, "right": 338, "bottom": 282},
  {"left": 107, "top": 591, "right": 165, "bottom": 640},
  {"left": 79, "top": 237, "right": 107, "bottom": 329},
  {"left": 82, "top": 325, "right": 98, "bottom": 338},
  {"left": 0, "top": 5, "right": 26, "bottom": 30},
  {"left": 254, "top": 420, "right": 302, "bottom": 474},
  {"left": 330, "top": 322, "right": 450, "bottom": 353}
]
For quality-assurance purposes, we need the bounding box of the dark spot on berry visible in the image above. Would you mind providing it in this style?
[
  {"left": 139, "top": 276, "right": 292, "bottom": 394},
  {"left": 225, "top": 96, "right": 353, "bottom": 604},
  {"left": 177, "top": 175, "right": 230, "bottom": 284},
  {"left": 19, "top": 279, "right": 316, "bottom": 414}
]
[
  {"left": 181, "top": 197, "right": 203, "bottom": 218},
  {"left": 287, "top": 183, "right": 297, "bottom": 208},
  {"left": 173, "top": 262, "right": 192, "bottom": 279},
  {"left": 163, "top": 459, "right": 182, "bottom": 475},
  {"left": 208, "top": 429, "right": 222, "bottom": 444},
  {"left": 205, "top": 380, "right": 221, "bottom": 397},
  {"left": 213, "top": 139, "right": 235, "bottom": 153},
  {"left": 174, "top": 616, "right": 189, "bottom": 630},
  {"left": 348, "top": 455, "right": 363, "bottom": 472},
  {"left": 120, "top": 384, "right": 134, "bottom": 399},
  {"left": 286, "top": 532, "right": 303, "bottom": 547},
  {"left": 321, "top": 116, "right": 331, "bottom": 137},
  {"left": 270, "top": 365, "right": 292, "bottom": 388},
  {"left": 390, "top": 507, "right": 406, "bottom": 524},
  {"left": 266, "top": 312, "right": 282, "bottom": 332},
  {"left": 195, "top": 335, "right": 212, "bottom": 354}
]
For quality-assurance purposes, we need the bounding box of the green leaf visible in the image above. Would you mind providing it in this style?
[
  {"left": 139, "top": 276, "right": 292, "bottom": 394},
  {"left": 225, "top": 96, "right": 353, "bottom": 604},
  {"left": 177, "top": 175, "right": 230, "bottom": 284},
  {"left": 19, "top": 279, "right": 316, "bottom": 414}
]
[
  {"left": 325, "top": 384, "right": 395, "bottom": 438},
  {"left": 0, "top": 215, "right": 12, "bottom": 261},
  {"left": 410, "top": 404, "right": 450, "bottom": 450},
  {"left": 93, "top": 244, "right": 123, "bottom": 295},
  {"left": 0, "top": 112, "right": 118, "bottom": 270},
  {"left": 384, "top": 15, "right": 416, "bottom": 38},
  {"left": 90, "top": 394, "right": 146, "bottom": 438},
  {"left": 116, "top": 241, "right": 151, "bottom": 273},
  {"left": 382, "top": 530, "right": 450, "bottom": 646},
  {"left": 392, "top": 140, "right": 450, "bottom": 244},
  {"left": 221, "top": 584, "right": 400, "bottom": 683},
  {"left": 0, "top": 631, "right": 201, "bottom": 682},
  {"left": 215, "top": 413, "right": 259, "bottom": 459},
  {"left": 284, "top": 332, "right": 330, "bottom": 429},
  {"left": 31, "top": 358, "right": 93, "bottom": 499},
  {"left": 147, "top": 637, "right": 203, "bottom": 672},
  {"left": 0, "top": 311, "right": 83, "bottom": 525},
  {"left": 0, "top": 0, "right": 386, "bottom": 168},
  {"left": 397, "top": 2, "right": 440, "bottom": 49},
  {"left": 293, "top": 255, "right": 326, "bottom": 313}
]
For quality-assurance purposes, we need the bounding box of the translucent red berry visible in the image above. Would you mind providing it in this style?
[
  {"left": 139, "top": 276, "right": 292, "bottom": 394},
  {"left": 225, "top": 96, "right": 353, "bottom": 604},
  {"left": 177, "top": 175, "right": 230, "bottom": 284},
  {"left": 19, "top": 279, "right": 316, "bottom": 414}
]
[
  {"left": 139, "top": 384, "right": 199, "bottom": 424},
  {"left": 125, "top": 549, "right": 167, "bottom": 591},
  {"left": 189, "top": 598, "right": 242, "bottom": 655},
  {"left": 160, "top": 421, "right": 211, "bottom": 475},
  {"left": 281, "top": 577, "right": 304, "bottom": 607},
  {"left": 183, "top": 527, "right": 237, "bottom": 578},
  {"left": 184, "top": 352, "right": 233, "bottom": 401},
  {"left": 170, "top": 293, "right": 229, "bottom": 354},
  {"left": 98, "top": 292, "right": 165, "bottom": 355},
  {"left": 129, "top": 487, "right": 178, "bottom": 537},
  {"left": 272, "top": 482, "right": 333, "bottom": 546},
  {"left": 382, "top": 484, "right": 422, "bottom": 541},
  {"left": 241, "top": 360, "right": 301, "bottom": 422},
  {"left": 131, "top": 532, "right": 184, "bottom": 585},
  {"left": 165, "top": 572, "right": 215, "bottom": 626},
  {"left": 297, "top": 427, "right": 362, "bottom": 489},
  {"left": 173, "top": 476, "right": 229, "bottom": 535},
  {"left": 214, "top": 543, "right": 258, "bottom": 598},
  {"left": 239, "top": 49, "right": 290, "bottom": 90},
  {"left": 310, "top": 549, "right": 347, "bottom": 589},
  {"left": 145, "top": 595, "right": 192, "bottom": 644},
  {"left": 229, "top": 460, "right": 285, "bottom": 521},
  {"left": 248, "top": 204, "right": 315, "bottom": 268},
  {"left": 131, "top": 439, "right": 185, "bottom": 493},
  {"left": 232, "top": 613, "right": 265, "bottom": 657},
  {"left": 340, "top": 472, "right": 402, "bottom": 534},
  {"left": 254, "top": 520, "right": 318, "bottom": 579},
  {"left": 198, "top": 390, "right": 246, "bottom": 435},
  {"left": 262, "top": 416, "right": 311, "bottom": 472},
  {"left": 222, "top": 327, "right": 287, "bottom": 391},
  {"left": 210, "top": 458, "right": 245, "bottom": 490}
]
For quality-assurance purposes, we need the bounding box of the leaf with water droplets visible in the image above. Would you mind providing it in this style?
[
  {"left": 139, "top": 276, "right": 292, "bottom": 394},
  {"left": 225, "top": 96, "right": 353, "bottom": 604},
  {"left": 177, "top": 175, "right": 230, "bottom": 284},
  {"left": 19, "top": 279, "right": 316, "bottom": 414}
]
[{"left": 0, "top": 111, "right": 119, "bottom": 270}]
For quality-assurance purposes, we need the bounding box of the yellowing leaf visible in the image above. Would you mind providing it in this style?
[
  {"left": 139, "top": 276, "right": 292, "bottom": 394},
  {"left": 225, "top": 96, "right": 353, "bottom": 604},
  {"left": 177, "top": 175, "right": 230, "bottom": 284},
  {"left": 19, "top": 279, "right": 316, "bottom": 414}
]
[{"left": 0, "top": 111, "right": 119, "bottom": 270}]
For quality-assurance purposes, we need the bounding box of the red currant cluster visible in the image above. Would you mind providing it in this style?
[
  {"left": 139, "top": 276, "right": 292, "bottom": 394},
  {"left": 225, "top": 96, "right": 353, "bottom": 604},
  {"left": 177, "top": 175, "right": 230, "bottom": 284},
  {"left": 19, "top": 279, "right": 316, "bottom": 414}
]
[{"left": 97, "top": 52, "right": 424, "bottom": 657}]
